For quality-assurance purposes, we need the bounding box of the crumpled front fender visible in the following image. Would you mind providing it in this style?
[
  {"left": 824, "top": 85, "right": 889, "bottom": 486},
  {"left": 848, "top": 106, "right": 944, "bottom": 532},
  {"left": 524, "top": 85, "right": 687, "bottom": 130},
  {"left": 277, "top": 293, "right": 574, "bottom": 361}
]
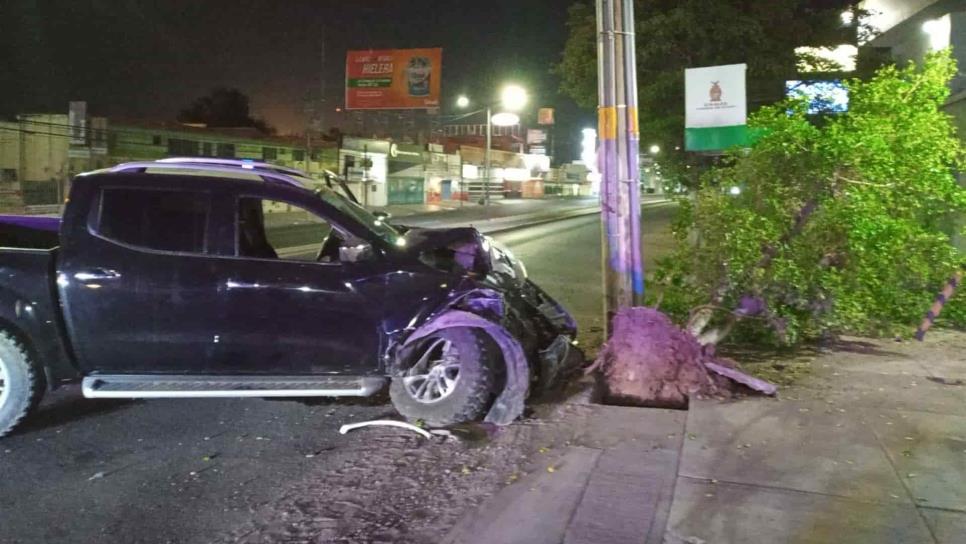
[{"left": 401, "top": 309, "right": 529, "bottom": 426}]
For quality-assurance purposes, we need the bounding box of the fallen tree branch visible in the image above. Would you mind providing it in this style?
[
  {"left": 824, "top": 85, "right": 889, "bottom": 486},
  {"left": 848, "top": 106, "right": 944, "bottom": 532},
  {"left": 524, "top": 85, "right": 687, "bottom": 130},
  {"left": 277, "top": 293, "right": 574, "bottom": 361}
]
[
  {"left": 914, "top": 268, "right": 965, "bottom": 341},
  {"left": 834, "top": 173, "right": 894, "bottom": 188}
]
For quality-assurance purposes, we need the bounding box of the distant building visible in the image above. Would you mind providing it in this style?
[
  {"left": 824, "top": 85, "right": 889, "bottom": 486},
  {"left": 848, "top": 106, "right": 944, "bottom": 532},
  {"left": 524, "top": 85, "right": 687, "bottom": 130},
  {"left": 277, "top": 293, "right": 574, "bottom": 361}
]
[
  {"left": 0, "top": 105, "right": 338, "bottom": 212},
  {"left": 0, "top": 103, "right": 562, "bottom": 213},
  {"left": 861, "top": 0, "right": 966, "bottom": 129},
  {"left": 860, "top": 0, "right": 966, "bottom": 249}
]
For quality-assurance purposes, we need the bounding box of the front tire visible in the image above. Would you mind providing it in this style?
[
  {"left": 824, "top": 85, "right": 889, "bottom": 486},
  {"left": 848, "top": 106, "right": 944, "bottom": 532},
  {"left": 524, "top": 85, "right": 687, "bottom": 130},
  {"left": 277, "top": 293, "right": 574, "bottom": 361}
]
[
  {"left": 390, "top": 328, "right": 499, "bottom": 427},
  {"left": 0, "top": 332, "right": 43, "bottom": 438}
]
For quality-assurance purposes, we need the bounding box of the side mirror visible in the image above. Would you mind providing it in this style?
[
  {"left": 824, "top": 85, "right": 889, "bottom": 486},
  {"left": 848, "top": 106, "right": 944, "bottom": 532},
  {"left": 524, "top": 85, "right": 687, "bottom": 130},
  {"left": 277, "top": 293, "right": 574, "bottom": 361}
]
[
  {"left": 339, "top": 243, "right": 375, "bottom": 263},
  {"left": 372, "top": 211, "right": 392, "bottom": 222}
]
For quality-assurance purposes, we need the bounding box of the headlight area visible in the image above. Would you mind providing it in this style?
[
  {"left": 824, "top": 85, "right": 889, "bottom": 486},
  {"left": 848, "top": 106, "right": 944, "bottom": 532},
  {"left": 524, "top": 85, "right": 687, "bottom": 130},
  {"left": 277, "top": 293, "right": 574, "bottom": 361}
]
[{"left": 484, "top": 236, "right": 528, "bottom": 284}]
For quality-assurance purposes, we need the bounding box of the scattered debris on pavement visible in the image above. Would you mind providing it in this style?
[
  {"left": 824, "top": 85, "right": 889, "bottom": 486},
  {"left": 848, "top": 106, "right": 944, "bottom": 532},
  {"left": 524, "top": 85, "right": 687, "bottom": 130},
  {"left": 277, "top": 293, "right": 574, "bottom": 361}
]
[{"left": 339, "top": 419, "right": 433, "bottom": 439}]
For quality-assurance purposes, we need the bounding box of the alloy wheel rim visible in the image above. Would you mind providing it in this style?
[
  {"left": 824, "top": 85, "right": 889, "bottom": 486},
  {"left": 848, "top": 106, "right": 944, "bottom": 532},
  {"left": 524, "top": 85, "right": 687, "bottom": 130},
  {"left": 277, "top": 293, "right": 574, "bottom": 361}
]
[
  {"left": 403, "top": 338, "right": 461, "bottom": 404},
  {"left": 0, "top": 355, "right": 9, "bottom": 411}
]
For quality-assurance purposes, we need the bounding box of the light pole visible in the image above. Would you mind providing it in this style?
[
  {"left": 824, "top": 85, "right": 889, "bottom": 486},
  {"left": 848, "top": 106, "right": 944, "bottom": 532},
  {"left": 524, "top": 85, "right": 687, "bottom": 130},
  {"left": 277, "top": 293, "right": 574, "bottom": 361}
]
[
  {"left": 485, "top": 104, "right": 492, "bottom": 206},
  {"left": 456, "top": 84, "right": 528, "bottom": 206}
]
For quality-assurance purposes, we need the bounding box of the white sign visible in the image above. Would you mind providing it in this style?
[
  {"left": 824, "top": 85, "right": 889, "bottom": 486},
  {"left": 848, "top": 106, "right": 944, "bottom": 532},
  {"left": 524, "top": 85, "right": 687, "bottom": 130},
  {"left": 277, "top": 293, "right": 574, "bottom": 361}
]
[
  {"left": 526, "top": 129, "right": 547, "bottom": 144},
  {"left": 685, "top": 63, "right": 747, "bottom": 129},
  {"left": 68, "top": 101, "right": 87, "bottom": 145}
]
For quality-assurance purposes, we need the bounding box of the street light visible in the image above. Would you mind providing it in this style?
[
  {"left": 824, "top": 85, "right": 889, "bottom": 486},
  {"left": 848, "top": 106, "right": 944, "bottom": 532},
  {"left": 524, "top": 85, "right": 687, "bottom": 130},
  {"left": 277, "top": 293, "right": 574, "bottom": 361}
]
[
  {"left": 649, "top": 144, "right": 661, "bottom": 155},
  {"left": 500, "top": 84, "right": 528, "bottom": 111},
  {"left": 457, "top": 84, "right": 529, "bottom": 206}
]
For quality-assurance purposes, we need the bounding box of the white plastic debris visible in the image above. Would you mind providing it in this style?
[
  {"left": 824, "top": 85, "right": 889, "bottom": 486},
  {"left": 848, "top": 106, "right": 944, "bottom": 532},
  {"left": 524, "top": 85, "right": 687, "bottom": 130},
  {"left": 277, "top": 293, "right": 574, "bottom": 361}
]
[{"left": 339, "top": 419, "right": 433, "bottom": 439}]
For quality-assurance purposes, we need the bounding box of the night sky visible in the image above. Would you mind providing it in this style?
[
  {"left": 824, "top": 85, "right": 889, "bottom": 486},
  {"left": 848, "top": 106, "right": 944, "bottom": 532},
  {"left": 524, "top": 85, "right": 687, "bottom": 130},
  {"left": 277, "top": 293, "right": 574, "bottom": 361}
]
[{"left": 1, "top": 0, "right": 588, "bottom": 143}]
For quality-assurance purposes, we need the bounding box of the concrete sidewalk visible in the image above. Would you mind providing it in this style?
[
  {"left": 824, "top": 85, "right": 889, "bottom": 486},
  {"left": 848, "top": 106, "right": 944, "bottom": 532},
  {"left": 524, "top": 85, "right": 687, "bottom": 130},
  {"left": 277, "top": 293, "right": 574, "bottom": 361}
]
[
  {"left": 443, "top": 331, "right": 966, "bottom": 544},
  {"left": 668, "top": 331, "right": 966, "bottom": 544}
]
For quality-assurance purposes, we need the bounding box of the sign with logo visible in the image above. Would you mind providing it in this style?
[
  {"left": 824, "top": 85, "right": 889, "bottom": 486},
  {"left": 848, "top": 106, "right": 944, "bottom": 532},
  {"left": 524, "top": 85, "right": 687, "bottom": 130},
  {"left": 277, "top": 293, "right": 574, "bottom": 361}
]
[
  {"left": 685, "top": 63, "right": 748, "bottom": 151},
  {"left": 346, "top": 48, "right": 442, "bottom": 110}
]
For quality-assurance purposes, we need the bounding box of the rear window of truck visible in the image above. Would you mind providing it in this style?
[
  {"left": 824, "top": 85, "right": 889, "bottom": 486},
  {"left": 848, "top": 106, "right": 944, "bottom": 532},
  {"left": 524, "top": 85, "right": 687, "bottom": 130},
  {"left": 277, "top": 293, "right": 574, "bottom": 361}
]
[{"left": 95, "top": 188, "right": 209, "bottom": 254}]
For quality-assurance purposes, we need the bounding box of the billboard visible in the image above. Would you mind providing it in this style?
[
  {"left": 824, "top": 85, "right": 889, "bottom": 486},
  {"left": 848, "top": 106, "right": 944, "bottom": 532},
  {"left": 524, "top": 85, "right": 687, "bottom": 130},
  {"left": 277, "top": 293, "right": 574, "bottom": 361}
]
[
  {"left": 685, "top": 63, "right": 748, "bottom": 152},
  {"left": 786, "top": 80, "right": 849, "bottom": 114},
  {"left": 346, "top": 48, "right": 442, "bottom": 110}
]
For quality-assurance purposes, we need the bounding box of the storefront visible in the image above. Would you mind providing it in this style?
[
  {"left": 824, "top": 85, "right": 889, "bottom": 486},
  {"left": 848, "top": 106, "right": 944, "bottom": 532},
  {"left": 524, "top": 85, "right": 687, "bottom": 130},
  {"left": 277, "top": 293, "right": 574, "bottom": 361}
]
[{"left": 386, "top": 142, "right": 425, "bottom": 205}]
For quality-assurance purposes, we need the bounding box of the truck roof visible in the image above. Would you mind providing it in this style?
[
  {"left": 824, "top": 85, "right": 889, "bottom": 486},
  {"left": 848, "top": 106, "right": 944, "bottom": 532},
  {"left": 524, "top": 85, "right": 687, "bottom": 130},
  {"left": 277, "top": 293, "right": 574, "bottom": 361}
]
[{"left": 78, "top": 158, "right": 314, "bottom": 189}]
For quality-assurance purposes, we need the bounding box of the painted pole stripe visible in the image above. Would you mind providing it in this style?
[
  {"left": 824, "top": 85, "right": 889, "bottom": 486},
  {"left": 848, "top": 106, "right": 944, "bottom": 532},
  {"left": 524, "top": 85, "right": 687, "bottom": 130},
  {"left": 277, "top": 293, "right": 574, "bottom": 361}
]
[
  {"left": 598, "top": 107, "right": 618, "bottom": 140},
  {"left": 915, "top": 269, "right": 964, "bottom": 341},
  {"left": 629, "top": 106, "right": 639, "bottom": 136}
]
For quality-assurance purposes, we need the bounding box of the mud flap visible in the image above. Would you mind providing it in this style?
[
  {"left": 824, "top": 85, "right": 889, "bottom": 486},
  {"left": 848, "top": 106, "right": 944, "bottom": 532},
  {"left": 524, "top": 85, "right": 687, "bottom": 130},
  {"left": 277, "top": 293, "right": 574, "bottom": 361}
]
[{"left": 401, "top": 310, "right": 529, "bottom": 426}]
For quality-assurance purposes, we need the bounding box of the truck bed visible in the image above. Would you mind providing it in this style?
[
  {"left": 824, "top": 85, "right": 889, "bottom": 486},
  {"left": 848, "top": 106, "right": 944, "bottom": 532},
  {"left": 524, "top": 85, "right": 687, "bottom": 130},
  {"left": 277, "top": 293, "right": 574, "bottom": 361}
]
[
  {"left": 0, "top": 215, "right": 61, "bottom": 250},
  {"left": 0, "top": 243, "right": 79, "bottom": 385}
]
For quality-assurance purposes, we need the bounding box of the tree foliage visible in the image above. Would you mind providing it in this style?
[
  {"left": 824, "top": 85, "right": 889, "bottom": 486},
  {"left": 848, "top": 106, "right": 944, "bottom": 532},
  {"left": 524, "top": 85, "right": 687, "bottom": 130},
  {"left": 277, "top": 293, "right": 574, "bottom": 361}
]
[
  {"left": 178, "top": 87, "right": 274, "bottom": 134},
  {"left": 654, "top": 51, "right": 966, "bottom": 343},
  {"left": 557, "top": 0, "right": 854, "bottom": 152}
]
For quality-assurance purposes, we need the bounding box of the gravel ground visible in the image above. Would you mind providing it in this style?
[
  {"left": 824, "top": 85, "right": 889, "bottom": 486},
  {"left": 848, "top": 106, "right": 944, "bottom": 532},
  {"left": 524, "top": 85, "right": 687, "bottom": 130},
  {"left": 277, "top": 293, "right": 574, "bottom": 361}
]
[{"left": 221, "top": 391, "right": 600, "bottom": 544}]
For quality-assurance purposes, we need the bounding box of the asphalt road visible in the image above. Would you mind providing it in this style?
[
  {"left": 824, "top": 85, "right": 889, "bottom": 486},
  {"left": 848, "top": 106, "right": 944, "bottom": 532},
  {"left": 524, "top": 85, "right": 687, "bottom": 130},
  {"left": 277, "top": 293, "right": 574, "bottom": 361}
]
[{"left": 0, "top": 202, "right": 676, "bottom": 544}]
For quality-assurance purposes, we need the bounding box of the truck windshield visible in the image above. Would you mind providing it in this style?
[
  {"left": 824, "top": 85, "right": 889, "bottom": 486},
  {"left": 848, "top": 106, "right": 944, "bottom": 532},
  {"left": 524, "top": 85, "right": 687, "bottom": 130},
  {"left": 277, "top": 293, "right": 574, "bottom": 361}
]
[{"left": 314, "top": 187, "right": 402, "bottom": 246}]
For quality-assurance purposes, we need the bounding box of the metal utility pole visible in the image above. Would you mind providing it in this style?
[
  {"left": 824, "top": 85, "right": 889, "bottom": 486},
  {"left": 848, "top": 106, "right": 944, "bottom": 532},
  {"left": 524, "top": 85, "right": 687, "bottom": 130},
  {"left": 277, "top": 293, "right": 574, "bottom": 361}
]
[
  {"left": 597, "top": 0, "right": 644, "bottom": 332},
  {"left": 484, "top": 105, "right": 492, "bottom": 209},
  {"left": 305, "top": 130, "right": 312, "bottom": 176}
]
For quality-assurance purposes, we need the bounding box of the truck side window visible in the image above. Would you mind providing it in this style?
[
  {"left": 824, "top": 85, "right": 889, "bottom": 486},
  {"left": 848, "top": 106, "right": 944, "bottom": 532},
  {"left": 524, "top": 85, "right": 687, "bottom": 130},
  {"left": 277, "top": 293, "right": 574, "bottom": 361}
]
[
  {"left": 96, "top": 188, "right": 209, "bottom": 254},
  {"left": 237, "top": 197, "right": 336, "bottom": 262}
]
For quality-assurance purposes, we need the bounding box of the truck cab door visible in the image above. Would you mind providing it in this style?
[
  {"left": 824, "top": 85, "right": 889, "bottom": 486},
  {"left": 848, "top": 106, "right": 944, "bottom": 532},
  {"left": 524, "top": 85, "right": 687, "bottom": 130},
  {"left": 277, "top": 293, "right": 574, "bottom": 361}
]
[
  {"left": 205, "top": 192, "right": 385, "bottom": 375},
  {"left": 58, "top": 180, "right": 224, "bottom": 374}
]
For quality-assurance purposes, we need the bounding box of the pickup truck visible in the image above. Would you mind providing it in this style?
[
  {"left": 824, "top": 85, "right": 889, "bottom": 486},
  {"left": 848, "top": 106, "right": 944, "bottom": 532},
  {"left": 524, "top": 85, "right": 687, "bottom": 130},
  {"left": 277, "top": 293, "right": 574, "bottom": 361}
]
[{"left": 0, "top": 158, "right": 580, "bottom": 437}]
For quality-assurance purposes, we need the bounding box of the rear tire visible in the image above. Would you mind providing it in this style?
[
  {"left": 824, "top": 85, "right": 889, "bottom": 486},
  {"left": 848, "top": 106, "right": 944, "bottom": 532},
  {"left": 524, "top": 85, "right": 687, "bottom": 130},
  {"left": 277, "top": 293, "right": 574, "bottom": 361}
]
[
  {"left": 0, "top": 332, "right": 43, "bottom": 438},
  {"left": 390, "top": 328, "right": 499, "bottom": 427}
]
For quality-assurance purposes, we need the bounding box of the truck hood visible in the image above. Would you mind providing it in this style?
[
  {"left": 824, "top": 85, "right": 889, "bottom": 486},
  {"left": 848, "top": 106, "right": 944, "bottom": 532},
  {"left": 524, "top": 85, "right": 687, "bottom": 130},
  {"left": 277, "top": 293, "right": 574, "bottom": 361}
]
[{"left": 401, "top": 226, "right": 527, "bottom": 286}]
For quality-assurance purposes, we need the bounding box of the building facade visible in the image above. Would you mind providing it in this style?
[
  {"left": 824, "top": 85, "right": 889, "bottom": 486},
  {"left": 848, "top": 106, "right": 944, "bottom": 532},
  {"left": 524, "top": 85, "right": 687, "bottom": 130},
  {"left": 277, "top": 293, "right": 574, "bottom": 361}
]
[
  {"left": 861, "top": 0, "right": 966, "bottom": 249},
  {"left": 0, "top": 111, "right": 339, "bottom": 212},
  {"left": 0, "top": 104, "right": 569, "bottom": 213}
]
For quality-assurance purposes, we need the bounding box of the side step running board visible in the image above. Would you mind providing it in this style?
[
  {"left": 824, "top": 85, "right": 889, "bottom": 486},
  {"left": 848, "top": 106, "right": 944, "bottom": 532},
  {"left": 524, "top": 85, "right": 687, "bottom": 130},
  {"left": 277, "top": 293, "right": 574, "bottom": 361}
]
[{"left": 82, "top": 375, "right": 386, "bottom": 399}]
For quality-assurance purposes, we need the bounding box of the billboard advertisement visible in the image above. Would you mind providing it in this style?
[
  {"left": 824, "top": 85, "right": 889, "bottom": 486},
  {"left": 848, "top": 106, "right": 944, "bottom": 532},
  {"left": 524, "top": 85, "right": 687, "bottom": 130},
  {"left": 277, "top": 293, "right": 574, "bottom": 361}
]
[
  {"left": 346, "top": 48, "right": 442, "bottom": 110},
  {"left": 786, "top": 80, "right": 849, "bottom": 114}
]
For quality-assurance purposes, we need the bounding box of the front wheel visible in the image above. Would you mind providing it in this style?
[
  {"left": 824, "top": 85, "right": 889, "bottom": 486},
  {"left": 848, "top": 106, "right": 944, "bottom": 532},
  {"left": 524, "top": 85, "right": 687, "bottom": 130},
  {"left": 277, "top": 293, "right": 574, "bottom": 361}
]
[
  {"left": 0, "top": 332, "right": 43, "bottom": 438},
  {"left": 390, "top": 328, "right": 499, "bottom": 427}
]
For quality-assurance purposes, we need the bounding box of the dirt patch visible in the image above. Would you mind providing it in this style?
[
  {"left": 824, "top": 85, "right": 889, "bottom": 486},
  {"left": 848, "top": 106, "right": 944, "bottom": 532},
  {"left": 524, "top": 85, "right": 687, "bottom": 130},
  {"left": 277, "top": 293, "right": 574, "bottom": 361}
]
[
  {"left": 221, "top": 393, "right": 609, "bottom": 544},
  {"left": 591, "top": 308, "right": 776, "bottom": 409}
]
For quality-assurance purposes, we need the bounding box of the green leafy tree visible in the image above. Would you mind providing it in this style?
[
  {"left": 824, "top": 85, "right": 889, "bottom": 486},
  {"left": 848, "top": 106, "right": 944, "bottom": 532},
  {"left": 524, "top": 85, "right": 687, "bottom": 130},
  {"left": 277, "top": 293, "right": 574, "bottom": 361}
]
[
  {"left": 178, "top": 87, "right": 275, "bottom": 134},
  {"left": 655, "top": 51, "right": 966, "bottom": 343},
  {"left": 557, "top": 1, "right": 855, "bottom": 168}
]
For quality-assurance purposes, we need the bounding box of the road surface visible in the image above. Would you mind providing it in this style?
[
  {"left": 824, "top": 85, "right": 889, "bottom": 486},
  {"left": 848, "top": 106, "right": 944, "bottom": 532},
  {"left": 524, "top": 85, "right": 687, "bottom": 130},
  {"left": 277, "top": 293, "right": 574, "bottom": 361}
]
[{"left": 0, "top": 203, "right": 675, "bottom": 544}]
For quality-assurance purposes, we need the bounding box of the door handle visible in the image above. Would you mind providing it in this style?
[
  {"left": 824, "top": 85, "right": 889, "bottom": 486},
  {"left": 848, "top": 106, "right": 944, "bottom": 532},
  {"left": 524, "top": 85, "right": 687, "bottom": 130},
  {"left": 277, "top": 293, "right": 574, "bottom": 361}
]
[{"left": 74, "top": 269, "right": 122, "bottom": 282}]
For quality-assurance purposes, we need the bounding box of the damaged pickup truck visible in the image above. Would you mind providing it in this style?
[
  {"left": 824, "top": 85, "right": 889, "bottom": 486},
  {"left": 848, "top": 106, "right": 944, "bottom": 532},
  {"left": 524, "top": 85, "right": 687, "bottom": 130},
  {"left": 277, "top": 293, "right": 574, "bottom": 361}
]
[{"left": 0, "top": 158, "right": 581, "bottom": 437}]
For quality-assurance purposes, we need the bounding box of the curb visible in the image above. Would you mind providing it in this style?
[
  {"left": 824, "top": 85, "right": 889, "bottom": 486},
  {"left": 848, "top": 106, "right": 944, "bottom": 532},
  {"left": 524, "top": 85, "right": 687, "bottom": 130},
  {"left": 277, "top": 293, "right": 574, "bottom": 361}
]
[
  {"left": 476, "top": 199, "right": 672, "bottom": 235},
  {"left": 278, "top": 199, "right": 672, "bottom": 256}
]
